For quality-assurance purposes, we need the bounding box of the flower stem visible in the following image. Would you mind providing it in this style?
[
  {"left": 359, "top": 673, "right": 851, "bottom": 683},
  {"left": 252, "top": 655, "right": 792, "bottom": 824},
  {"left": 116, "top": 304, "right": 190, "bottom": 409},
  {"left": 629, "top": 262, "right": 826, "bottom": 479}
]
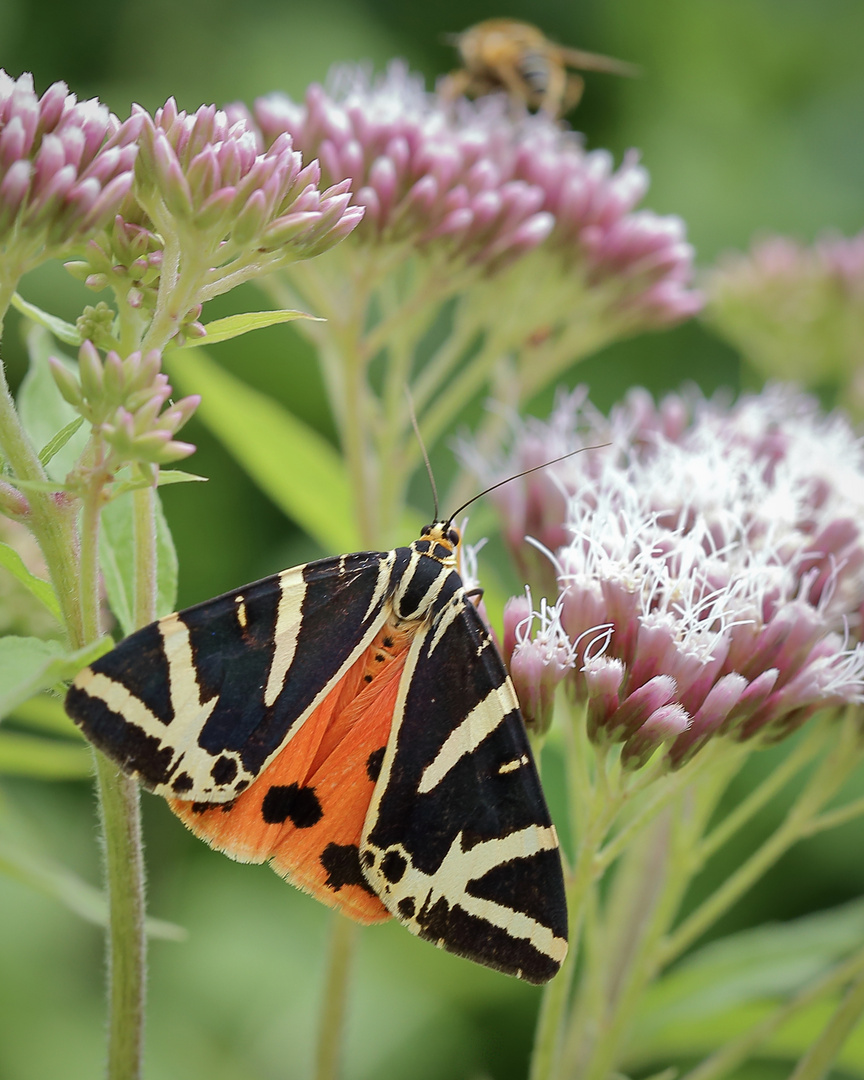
[
  {"left": 679, "top": 944, "right": 864, "bottom": 1080},
  {"left": 787, "top": 962, "right": 864, "bottom": 1080},
  {"left": 529, "top": 703, "right": 619, "bottom": 1080},
  {"left": 132, "top": 485, "right": 158, "bottom": 627},
  {"left": 313, "top": 914, "right": 358, "bottom": 1080},
  {"left": 567, "top": 749, "right": 741, "bottom": 1080},
  {"left": 94, "top": 754, "right": 147, "bottom": 1080},
  {"left": 696, "top": 727, "right": 829, "bottom": 865},
  {"left": 659, "top": 712, "right": 864, "bottom": 968}
]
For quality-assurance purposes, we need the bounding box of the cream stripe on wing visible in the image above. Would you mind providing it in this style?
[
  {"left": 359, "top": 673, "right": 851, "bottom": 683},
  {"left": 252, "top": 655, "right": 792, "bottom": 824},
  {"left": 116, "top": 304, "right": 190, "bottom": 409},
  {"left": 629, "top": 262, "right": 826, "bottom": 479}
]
[
  {"left": 264, "top": 568, "right": 306, "bottom": 708},
  {"left": 72, "top": 668, "right": 171, "bottom": 738},
  {"left": 370, "top": 826, "right": 567, "bottom": 962},
  {"left": 160, "top": 614, "right": 216, "bottom": 716},
  {"left": 417, "top": 682, "right": 515, "bottom": 795}
]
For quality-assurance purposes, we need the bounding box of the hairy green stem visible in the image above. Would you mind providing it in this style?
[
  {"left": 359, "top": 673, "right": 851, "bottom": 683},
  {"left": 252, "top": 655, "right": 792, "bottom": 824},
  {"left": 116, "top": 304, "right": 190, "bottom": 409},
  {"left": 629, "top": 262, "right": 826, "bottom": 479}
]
[
  {"left": 132, "top": 485, "right": 157, "bottom": 627},
  {"left": 94, "top": 755, "right": 147, "bottom": 1080}
]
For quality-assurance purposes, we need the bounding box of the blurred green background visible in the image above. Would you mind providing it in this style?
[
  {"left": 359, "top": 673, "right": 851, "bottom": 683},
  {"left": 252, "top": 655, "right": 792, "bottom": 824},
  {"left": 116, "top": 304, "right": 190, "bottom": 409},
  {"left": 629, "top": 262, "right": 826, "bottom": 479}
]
[{"left": 1, "top": 1, "right": 864, "bottom": 1077}]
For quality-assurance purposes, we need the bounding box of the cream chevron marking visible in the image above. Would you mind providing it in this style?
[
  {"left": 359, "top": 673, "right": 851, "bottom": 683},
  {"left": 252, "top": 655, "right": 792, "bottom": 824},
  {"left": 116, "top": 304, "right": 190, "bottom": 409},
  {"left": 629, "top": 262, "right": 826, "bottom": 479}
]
[
  {"left": 366, "top": 827, "right": 567, "bottom": 962},
  {"left": 418, "top": 683, "right": 515, "bottom": 794}
]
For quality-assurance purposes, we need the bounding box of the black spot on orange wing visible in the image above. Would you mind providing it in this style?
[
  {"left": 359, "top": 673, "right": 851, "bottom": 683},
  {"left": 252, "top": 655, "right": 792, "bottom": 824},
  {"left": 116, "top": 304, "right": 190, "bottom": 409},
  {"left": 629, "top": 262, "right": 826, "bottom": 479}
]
[
  {"left": 366, "top": 746, "right": 385, "bottom": 782},
  {"left": 261, "top": 783, "right": 323, "bottom": 827},
  {"left": 320, "top": 843, "right": 376, "bottom": 895},
  {"left": 170, "top": 626, "right": 412, "bottom": 925}
]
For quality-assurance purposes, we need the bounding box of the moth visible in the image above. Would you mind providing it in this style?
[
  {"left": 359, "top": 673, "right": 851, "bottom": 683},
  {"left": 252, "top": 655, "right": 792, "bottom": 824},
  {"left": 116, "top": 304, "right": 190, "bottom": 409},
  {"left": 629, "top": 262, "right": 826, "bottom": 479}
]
[{"left": 66, "top": 519, "right": 568, "bottom": 983}]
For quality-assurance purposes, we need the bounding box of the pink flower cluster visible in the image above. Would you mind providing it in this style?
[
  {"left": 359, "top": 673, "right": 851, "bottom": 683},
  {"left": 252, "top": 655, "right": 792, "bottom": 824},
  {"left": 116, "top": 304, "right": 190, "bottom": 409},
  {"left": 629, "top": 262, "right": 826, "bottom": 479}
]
[
  {"left": 250, "top": 62, "right": 700, "bottom": 321},
  {"left": 0, "top": 70, "right": 140, "bottom": 272},
  {"left": 706, "top": 230, "right": 864, "bottom": 389},
  {"left": 135, "top": 98, "right": 362, "bottom": 260},
  {"left": 491, "top": 386, "right": 864, "bottom": 768}
]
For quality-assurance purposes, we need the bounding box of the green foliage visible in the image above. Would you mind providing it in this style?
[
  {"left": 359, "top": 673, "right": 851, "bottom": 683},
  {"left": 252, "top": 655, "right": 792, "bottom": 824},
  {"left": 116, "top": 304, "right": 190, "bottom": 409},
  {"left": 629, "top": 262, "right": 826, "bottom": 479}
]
[
  {"left": 0, "top": 541, "right": 61, "bottom": 620},
  {"left": 175, "top": 309, "right": 321, "bottom": 348},
  {"left": 0, "top": 636, "right": 112, "bottom": 719},
  {"left": 169, "top": 347, "right": 360, "bottom": 552},
  {"left": 10, "top": 292, "right": 80, "bottom": 346},
  {"left": 99, "top": 491, "right": 178, "bottom": 636},
  {"left": 16, "top": 326, "right": 89, "bottom": 482},
  {"left": 629, "top": 901, "right": 864, "bottom": 1073}
]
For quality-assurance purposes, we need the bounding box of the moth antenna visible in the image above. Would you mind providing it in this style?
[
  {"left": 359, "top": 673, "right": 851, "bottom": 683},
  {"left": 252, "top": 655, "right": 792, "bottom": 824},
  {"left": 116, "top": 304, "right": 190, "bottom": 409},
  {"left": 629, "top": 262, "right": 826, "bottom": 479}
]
[
  {"left": 446, "top": 443, "right": 610, "bottom": 526},
  {"left": 405, "top": 388, "right": 439, "bottom": 521}
]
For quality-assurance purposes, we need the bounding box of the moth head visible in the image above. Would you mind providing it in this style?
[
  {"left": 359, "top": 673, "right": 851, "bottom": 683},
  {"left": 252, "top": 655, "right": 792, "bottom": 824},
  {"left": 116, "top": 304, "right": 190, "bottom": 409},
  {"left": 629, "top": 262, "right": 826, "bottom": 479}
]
[{"left": 420, "top": 521, "right": 461, "bottom": 550}]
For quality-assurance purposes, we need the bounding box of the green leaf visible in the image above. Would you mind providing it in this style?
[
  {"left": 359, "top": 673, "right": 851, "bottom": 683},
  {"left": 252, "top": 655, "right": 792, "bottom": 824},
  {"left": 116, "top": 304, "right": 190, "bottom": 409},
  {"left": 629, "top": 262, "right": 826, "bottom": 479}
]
[
  {"left": 11, "top": 292, "right": 81, "bottom": 345},
  {"left": 627, "top": 900, "right": 864, "bottom": 1070},
  {"left": 5, "top": 693, "right": 82, "bottom": 738},
  {"left": 167, "top": 348, "right": 359, "bottom": 551},
  {"left": 107, "top": 468, "right": 207, "bottom": 499},
  {"left": 100, "top": 489, "right": 178, "bottom": 635},
  {"left": 0, "top": 815, "right": 185, "bottom": 939},
  {"left": 0, "top": 540, "right": 61, "bottom": 619},
  {"left": 0, "top": 636, "right": 112, "bottom": 719},
  {"left": 38, "top": 415, "right": 85, "bottom": 468},
  {"left": 17, "top": 325, "right": 88, "bottom": 481},
  {"left": 0, "top": 730, "right": 91, "bottom": 778},
  {"left": 157, "top": 469, "right": 208, "bottom": 487},
  {"left": 173, "top": 309, "right": 322, "bottom": 348}
]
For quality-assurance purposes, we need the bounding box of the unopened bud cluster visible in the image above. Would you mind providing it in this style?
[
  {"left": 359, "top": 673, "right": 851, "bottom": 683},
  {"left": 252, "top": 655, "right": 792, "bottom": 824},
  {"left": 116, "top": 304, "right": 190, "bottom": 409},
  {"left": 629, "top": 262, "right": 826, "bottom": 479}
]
[
  {"left": 51, "top": 341, "right": 199, "bottom": 467},
  {"left": 0, "top": 70, "right": 140, "bottom": 277},
  {"left": 65, "top": 203, "right": 164, "bottom": 318},
  {"left": 491, "top": 386, "right": 864, "bottom": 769},
  {"left": 134, "top": 98, "right": 363, "bottom": 271}
]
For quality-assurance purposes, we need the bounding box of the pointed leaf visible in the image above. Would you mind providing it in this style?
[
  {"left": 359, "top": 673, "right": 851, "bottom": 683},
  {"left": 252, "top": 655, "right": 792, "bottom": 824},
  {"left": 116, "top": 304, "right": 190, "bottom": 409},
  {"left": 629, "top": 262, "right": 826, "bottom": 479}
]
[
  {"left": 0, "top": 541, "right": 61, "bottom": 619},
  {"left": 38, "top": 416, "right": 85, "bottom": 468},
  {"left": 173, "top": 309, "right": 321, "bottom": 348},
  {"left": 157, "top": 469, "right": 208, "bottom": 487},
  {"left": 0, "top": 636, "right": 112, "bottom": 719},
  {"left": 167, "top": 348, "right": 358, "bottom": 551},
  {"left": 11, "top": 292, "right": 81, "bottom": 345},
  {"left": 17, "top": 325, "right": 88, "bottom": 481}
]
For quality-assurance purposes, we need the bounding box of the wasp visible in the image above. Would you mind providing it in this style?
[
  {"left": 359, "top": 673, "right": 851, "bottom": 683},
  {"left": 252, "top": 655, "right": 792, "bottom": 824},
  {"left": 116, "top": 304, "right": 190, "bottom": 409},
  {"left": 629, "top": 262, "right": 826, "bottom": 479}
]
[{"left": 441, "top": 18, "right": 639, "bottom": 119}]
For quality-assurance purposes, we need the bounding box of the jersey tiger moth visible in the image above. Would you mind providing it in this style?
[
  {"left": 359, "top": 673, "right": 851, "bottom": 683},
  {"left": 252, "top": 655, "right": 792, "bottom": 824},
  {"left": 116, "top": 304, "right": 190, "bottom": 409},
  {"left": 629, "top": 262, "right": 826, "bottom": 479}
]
[{"left": 65, "top": 520, "right": 569, "bottom": 983}]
